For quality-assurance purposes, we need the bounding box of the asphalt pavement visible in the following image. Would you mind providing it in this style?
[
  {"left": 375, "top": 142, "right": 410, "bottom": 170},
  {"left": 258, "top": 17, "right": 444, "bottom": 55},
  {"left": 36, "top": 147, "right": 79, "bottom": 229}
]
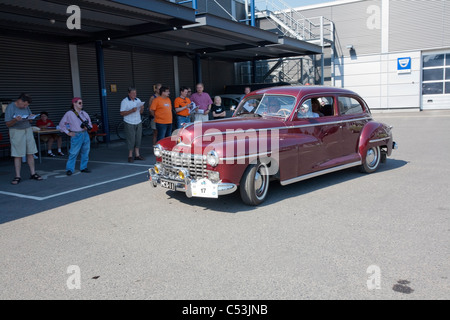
[{"left": 0, "top": 111, "right": 449, "bottom": 301}]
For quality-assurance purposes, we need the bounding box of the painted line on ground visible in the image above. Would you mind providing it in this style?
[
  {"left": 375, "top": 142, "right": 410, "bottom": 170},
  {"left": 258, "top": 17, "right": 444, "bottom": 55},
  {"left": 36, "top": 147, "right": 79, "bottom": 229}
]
[
  {"left": 44, "top": 158, "right": 152, "bottom": 167},
  {"left": 0, "top": 171, "right": 147, "bottom": 201}
]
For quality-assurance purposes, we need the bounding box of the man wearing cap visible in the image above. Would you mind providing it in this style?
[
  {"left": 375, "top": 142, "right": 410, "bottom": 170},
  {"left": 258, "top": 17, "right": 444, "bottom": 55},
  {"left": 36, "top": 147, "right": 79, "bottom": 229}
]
[{"left": 59, "top": 97, "right": 93, "bottom": 175}]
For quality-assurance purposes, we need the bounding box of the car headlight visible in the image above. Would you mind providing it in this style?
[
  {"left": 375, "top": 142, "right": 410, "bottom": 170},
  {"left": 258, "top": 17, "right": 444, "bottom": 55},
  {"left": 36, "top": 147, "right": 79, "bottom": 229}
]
[
  {"left": 206, "top": 150, "right": 219, "bottom": 167},
  {"left": 178, "top": 169, "right": 189, "bottom": 180},
  {"left": 154, "top": 144, "right": 163, "bottom": 157},
  {"left": 153, "top": 163, "right": 162, "bottom": 174}
]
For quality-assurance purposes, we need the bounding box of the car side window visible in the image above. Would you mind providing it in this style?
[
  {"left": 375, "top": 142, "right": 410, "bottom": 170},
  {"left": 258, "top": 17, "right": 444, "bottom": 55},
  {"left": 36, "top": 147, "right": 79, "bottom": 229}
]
[
  {"left": 317, "top": 96, "right": 334, "bottom": 117},
  {"left": 338, "top": 96, "right": 364, "bottom": 115},
  {"left": 296, "top": 96, "right": 334, "bottom": 119},
  {"left": 222, "top": 98, "right": 235, "bottom": 110}
]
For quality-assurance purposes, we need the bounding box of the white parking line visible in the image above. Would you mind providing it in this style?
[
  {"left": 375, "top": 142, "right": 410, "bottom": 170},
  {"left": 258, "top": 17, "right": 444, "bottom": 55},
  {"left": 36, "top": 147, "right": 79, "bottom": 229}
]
[
  {"left": 47, "top": 158, "right": 151, "bottom": 167},
  {"left": 0, "top": 171, "right": 147, "bottom": 201}
]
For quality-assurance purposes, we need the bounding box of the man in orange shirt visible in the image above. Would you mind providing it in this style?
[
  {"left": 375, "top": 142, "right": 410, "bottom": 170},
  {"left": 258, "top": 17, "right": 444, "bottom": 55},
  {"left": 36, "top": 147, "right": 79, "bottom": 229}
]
[
  {"left": 150, "top": 86, "right": 173, "bottom": 142},
  {"left": 174, "top": 86, "right": 192, "bottom": 129}
]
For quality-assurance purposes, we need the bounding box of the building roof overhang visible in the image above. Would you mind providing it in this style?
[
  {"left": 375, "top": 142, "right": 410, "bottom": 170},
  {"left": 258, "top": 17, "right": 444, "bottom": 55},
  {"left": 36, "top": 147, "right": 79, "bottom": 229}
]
[{"left": 0, "top": 0, "right": 322, "bottom": 61}]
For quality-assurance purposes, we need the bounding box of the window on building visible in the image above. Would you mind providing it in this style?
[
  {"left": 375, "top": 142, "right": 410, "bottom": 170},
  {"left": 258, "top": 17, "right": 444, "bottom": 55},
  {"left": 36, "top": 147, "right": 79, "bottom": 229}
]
[{"left": 422, "top": 53, "right": 450, "bottom": 95}]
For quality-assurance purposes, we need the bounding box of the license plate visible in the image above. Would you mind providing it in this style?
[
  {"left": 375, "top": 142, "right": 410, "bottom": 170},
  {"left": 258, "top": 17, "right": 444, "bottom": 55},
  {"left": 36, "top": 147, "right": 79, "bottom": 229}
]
[
  {"left": 191, "top": 178, "right": 218, "bottom": 198},
  {"left": 161, "top": 179, "right": 176, "bottom": 191}
]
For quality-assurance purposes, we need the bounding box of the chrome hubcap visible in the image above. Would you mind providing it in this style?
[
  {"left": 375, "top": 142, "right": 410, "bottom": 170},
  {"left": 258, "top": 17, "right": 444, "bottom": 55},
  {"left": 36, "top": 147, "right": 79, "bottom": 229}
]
[
  {"left": 366, "top": 147, "right": 378, "bottom": 168},
  {"left": 254, "top": 172, "right": 263, "bottom": 192},
  {"left": 254, "top": 165, "right": 268, "bottom": 198}
]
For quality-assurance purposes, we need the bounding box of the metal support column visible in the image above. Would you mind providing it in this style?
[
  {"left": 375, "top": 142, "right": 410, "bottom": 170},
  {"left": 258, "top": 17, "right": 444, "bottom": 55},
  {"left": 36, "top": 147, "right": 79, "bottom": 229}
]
[
  {"left": 330, "top": 22, "right": 335, "bottom": 86},
  {"left": 252, "top": 60, "right": 257, "bottom": 83},
  {"left": 250, "top": 0, "right": 255, "bottom": 26},
  {"left": 95, "top": 40, "right": 110, "bottom": 142},
  {"left": 320, "top": 16, "right": 324, "bottom": 85}
]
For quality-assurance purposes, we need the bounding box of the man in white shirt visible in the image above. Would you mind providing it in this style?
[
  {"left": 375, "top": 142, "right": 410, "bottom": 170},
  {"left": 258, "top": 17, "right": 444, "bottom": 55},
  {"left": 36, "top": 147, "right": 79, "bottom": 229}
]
[{"left": 120, "top": 87, "right": 145, "bottom": 163}]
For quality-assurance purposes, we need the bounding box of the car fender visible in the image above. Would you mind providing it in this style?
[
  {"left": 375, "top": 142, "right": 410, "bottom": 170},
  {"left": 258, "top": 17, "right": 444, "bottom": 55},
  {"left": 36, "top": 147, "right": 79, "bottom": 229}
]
[{"left": 358, "top": 121, "right": 390, "bottom": 157}]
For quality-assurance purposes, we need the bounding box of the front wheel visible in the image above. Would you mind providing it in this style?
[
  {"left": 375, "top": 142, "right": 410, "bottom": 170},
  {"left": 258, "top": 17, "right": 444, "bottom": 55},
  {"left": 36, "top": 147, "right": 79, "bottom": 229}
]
[
  {"left": 239, "top": 162, "right": 270, "bottom": 206},
  {"left": 359, "top": 145, "right": 381, "bottom": 173}
]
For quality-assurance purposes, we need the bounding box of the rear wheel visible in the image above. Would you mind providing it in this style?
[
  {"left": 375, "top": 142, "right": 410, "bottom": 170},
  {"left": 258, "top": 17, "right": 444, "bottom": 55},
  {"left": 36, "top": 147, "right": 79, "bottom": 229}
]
[
  {"left": 142, "top": 117, "right": 153, "bottom": 136},
  {"left": 116, "top": 121, "right": 125, "bottom": 140},
  {"left": 239, "top": 162, "right": 270, "bottom": 206},
  {"left": 360, "top": 145, "right": 381, "bottom": 173}
]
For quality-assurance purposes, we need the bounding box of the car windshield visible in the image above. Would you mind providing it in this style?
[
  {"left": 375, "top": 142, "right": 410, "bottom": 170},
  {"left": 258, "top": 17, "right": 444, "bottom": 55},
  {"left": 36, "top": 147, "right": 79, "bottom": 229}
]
[{"left": 235, "top": 94, "right": 296, "bottom": 118}]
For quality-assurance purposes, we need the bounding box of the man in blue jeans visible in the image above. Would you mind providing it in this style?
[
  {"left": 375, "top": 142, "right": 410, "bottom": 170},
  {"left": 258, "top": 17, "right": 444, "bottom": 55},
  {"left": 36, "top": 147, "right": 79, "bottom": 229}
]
[
  {"left": 150, "top": 86, "right": 173, "bottom": 142},
  {"left": 58, "top": 97, "right": 92, "bottom": 175},
  {"left": 174, "top": 86, "right": 192, "bottom": 129}
]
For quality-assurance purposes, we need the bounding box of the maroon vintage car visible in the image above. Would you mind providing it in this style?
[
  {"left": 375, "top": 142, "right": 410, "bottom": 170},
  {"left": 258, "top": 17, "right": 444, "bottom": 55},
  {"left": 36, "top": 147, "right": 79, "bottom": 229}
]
[{"left": 148, "top": 86, "right": 397, "bottom": 205}]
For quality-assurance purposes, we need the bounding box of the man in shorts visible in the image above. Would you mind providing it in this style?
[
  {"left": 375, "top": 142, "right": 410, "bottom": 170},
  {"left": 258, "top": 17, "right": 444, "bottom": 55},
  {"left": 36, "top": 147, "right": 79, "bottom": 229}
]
[
  {"left": 4, "top": 93, "right": 43, "bottom": 184},
  {"left": 120, "top": 87, "right": 145, "bottom": 163}
]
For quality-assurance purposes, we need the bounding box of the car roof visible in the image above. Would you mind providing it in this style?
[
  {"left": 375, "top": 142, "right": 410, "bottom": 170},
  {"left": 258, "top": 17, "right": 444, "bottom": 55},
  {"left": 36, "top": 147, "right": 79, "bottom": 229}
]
[{"left": 252, "top": 85, "right": 359, "bottom": 97}]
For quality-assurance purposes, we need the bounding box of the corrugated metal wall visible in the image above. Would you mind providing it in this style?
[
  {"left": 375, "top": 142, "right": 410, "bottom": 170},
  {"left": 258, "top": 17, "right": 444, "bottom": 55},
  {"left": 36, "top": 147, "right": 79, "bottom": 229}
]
[
  {"left": 298, "top": 0, "right": 381, "bottom": 56},
  {"left": 0, "top": 35, "right": 73, "bottom": 145},
  {"left": 77, "top": 44, "right": 102, "bottom": 121},
  {"left": 201, "top": 59, "right": 235, "bottom": 96},
  {"left": 177, "top": 56, "right": 195, "bottom": 90},
  {"left": 1, "top": 35, "right": 236, "bottom": 148},
  {"left": 104, "top": 49, "right": 134, "bottom": 129},
  {"left": 390, "top": 0, "right": 450, "bottom": 51},
  {"left": 77, "top": 46, "right": 177, "bottom": 133}
]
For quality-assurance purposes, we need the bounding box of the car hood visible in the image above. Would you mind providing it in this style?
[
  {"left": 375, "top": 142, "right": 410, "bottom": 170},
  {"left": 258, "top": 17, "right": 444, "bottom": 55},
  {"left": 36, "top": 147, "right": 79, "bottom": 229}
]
[
  {"left": 168, "top": 116, "right": 285, "bottom": 156},
  {"left": 180, "top": 116, "right": 284, "bottom": 140}
]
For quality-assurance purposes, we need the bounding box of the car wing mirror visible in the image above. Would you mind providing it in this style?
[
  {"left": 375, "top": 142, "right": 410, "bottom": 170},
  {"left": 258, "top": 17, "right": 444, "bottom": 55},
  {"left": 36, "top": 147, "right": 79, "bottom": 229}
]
[{"left": 298, "top": 104, "right": 310, "bottom": 118}]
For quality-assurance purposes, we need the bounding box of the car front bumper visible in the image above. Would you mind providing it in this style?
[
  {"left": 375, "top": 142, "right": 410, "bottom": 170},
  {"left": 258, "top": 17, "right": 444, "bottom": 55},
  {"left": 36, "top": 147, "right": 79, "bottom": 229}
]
[{"left": 148, "top": 168, "right": 237, "bottom": 198}]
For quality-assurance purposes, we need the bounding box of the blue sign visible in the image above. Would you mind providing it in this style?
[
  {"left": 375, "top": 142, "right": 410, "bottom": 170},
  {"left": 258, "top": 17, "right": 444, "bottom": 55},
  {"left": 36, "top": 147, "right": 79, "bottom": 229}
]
[{"left": 397, "top": 57, "right": 411, "bottom": 73}]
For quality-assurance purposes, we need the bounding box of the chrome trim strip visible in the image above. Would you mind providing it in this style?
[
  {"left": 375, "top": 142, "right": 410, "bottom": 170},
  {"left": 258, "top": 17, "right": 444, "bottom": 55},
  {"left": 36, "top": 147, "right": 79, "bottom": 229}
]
[
  {"left": 280, "top": 161, "right": 362, "bottom": 186},
  {"left": 192, "top": 117, "right": 372, "bottom": 141},
  {"left": 221, "top": 152, "right": 271, "bottom": 162},
  {"left": 369, "top": 137, "right": 389, "bottom": 143}
]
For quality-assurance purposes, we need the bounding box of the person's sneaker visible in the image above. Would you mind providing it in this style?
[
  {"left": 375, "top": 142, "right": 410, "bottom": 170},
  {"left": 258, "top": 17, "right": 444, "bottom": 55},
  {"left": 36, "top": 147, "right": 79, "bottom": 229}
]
[
  {"left": 48, "top": 152, "right": 56, "bottom": 157},
  {"left": 81, "top": 168, "right": 91, "bottom": 173},
  {"left": 66, "top": 170, "right": 72, "bottom": 176},
  {"left": 134, "top": 155, "right": 145, "bottom": 160},
  {"left": 57, "top": 151, "right": 65, "bottom": 156}
]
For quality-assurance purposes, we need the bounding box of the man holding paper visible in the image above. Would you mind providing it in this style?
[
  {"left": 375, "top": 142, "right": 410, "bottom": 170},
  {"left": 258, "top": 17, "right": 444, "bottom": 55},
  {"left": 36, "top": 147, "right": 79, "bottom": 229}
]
[
  {"left": 120, "top": 87, "right": 145, "bottom": 163},
  {"left": 4, "top": 93, "right": 43, "bottom": 184},
  {"left": 190, "top": 83, "right": 213, "bottom": 122},
  {"left": 174, "top": 86, "right": 193, "bottom": 129}
]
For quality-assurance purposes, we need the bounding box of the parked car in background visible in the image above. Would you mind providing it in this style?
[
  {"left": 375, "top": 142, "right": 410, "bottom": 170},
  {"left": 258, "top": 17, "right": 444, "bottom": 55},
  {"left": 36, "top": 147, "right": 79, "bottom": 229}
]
[
  {"left": 219, "top": 93, "right": 242, "bottom": 117},
  {"left": 223, "top": 82, "right": 291, "bottom": 94},
  {"left": 149, "top": 86, "right": 397, "bottom": 205}
]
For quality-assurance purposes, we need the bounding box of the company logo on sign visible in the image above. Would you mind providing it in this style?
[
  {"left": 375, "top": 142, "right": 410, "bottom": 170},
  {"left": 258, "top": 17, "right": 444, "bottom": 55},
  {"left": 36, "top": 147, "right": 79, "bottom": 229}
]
[{"left": 397, "top": 57, "right": 411, "bottom": 73}]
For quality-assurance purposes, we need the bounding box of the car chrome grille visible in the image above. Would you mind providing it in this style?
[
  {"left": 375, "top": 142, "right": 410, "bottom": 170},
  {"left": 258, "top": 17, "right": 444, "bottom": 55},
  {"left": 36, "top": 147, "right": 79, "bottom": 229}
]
[{"left": 161, "top": 151, "right": 207, "bottom": 180}]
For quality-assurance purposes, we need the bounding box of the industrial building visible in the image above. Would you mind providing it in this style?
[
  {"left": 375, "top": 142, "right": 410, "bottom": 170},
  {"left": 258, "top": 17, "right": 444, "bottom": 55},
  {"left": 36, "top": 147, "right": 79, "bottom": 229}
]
[
  {"left": 1, "top": 0, "right": 448, "bottom": 146},
  {"left": 253, "top": 0, "right": 450, "bottom": 111}
]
